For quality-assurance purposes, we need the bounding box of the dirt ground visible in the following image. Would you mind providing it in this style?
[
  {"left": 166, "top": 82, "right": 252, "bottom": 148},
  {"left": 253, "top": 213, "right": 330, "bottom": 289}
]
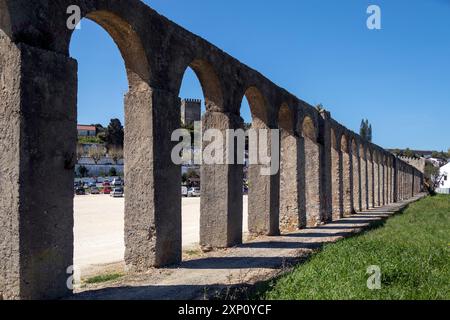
[{"left": 74, "top": 195, "right": 249, "bottom": 277}]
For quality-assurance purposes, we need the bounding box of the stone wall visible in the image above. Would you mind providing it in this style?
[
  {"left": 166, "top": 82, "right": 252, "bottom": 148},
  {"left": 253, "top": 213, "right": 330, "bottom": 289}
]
[{"left": 398, "top": 156, "right": 426, "bottom": 174}]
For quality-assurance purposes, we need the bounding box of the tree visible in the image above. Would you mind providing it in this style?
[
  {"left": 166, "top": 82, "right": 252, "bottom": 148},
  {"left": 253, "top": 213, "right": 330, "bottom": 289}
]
[
  {"left": 360, "top": 119, "right": 372, "bottom": 142},
  {"left": 88, "top": 145, "right": 105, "bottom": 165},
  {"left": 109, "top": 167, "right": 117, "bottom": 177},
  {"left": 108, "top": 146, "right": 124, "bottom": 164},
  {"left": 76, "top": 144, "right": 85, "bottom": 162},
  {"left": 186, "top": 168, "right": 200, "bottom": 179},
  {"left": 424, "top": 162, "right": 444, "bottom": 191},
  {"left": 78, "top": 166, "right": 89, "bottom": 178},
  {"left": 404, "top": 148, "right": 415, "bottom": 158},
  {"left": 105, "top": 119, "right": 124, "bottom": 150}
]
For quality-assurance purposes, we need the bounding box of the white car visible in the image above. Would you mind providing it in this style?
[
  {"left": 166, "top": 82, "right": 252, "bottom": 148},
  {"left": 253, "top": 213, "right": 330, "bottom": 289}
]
[
  {"left": 187, "top": 187, "right": 201, "bottom": 197},
  {"left": 112, "top": 178, "right": 123, "bottom": 187},
  {"left": 181, "top": 186, "right": 188, "bottom": 197},
  {"left": 110, "top": 188, "right": 124, "bottom": 198}
]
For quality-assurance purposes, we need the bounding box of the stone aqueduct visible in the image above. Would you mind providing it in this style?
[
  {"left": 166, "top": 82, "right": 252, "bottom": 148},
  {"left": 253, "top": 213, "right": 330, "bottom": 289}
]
[{"left": 0, "top": 0, "right": 423, "bottom": 299}]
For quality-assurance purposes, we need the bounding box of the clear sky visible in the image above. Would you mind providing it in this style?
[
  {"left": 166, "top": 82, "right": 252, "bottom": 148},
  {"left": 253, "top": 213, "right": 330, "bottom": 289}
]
[{"left": 69, "top": 0, "right": 450, "bottom": 151}]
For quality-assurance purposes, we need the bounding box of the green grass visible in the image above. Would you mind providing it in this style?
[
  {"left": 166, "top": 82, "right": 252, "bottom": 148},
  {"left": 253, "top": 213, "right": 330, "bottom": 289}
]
[
  {"left": 78, "top": 136, "right": 103, "bottom": 145},
  {"left": 84, "top": 273, "right": 124, "bottom": 284},
  {"left": 257, "top": 195, "right": 450, "bottom": 300}
]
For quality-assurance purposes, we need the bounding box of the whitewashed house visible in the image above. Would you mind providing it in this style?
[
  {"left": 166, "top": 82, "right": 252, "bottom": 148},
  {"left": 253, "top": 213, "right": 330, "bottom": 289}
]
[{"left": 436, "top": 162, "right": 450, "bottom": 194}]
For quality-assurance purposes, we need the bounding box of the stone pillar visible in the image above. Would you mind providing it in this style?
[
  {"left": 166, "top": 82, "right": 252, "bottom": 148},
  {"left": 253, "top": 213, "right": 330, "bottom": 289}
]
[
  {"left": 367, "top": 156, "right": 374, "bottom": 208},
  {"left": 384, "top": 162, "right": 389, "bottom": 204},
  {"left": 360, "top": 152, "right": 368, "bottom": 210},
  {"left": 390, "top": 160, "right": 395, "bottom": 202},
  {"left": 393, "top": 157, "right": 399, "bottom": 202},
  {"left": 380, "top": 163, "right": 386, "bottom": 205},
  {"left": 401, "top": 166, "right": 405, "bottom": 200},
  {"left": 331, "top": 145, "right": 343, "bottom": 220},
  {"left": 342, "top": 147, "right": 353, "bottom": 216},
  {"left": 279, "top": 131, "right": 304, "bottom": 230},
  {"left": 248, "top": 123, "right": 280, "bottom": 236},
  {"left": 374, "top": 159, "right": 380, "bottom": 206},
  {"left": 386, "top": 162, "right": 390, "bottom": 203},
  {"left": 0, "top": 40, "right": 76, "bottom": 299},
  {"left": 200, "top": 111, "right": 244, "bottom": 247},
  {"left": 352, "top": 147, "right": 361, "bottom": 212},
  {"left": 125, "top": 87, "right": 182, "bottom": 270},
  {"left": 319, "top": 112, "right": 332, "bottom": 222},
  {"left": 403, "top": 168, "right": 407, "bottom": 200},
  {"left": 304, "top": 137, "right": 323, "bottom": 226},
  {"left": 400, "top": 167, "right": 404, "bottom": 198}
]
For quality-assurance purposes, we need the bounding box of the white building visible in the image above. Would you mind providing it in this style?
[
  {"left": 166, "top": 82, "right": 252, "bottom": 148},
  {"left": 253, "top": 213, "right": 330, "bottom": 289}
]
[{"left": 436, "top": 162, "right": 450, "bottom": 194}]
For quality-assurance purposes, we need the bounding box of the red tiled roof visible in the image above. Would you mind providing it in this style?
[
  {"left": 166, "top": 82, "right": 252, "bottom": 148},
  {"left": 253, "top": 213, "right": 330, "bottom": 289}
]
[{"left": 77, "top": 125, "right": 97, "bottom": 131}]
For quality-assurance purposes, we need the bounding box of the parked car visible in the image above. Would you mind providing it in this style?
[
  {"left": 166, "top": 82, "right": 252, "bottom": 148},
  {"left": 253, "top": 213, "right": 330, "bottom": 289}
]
[
  {"left": 75, "top": 187, "right": 85, "bottom": 195},
  {"left": 187, "top": 187, "right": 201, "bottom": 197},
  {"left": 110, "top": 188, "right": 124, "bottom": 198},
  {"left": 90, "top": 187, "right": 100, "bottom": 195},
  {"left": 181, "top": 186, "right": 188, "bottom": 197},
  {"left": 112, "top": 178, "right": 123, "bottom": 187},
  {"left": 103, "top": 187, "right": 112, "bottom": 195}
]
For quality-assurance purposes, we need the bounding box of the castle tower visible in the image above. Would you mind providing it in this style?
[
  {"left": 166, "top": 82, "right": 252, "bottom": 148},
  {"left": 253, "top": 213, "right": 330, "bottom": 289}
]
[{"left": 181, "top": 99, "right": 201, "bottom": 126}]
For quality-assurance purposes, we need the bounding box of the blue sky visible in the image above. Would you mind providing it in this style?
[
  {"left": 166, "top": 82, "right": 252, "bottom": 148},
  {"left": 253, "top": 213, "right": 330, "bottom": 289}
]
[{"left": 70, "top": 0, "right": 450, "bottom": 151}]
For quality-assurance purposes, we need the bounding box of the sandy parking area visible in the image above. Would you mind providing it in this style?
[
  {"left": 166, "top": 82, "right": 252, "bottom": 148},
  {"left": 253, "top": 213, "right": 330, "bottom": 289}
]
[{"left": 74, "top": 195, "right": 248, "bottom": 275}]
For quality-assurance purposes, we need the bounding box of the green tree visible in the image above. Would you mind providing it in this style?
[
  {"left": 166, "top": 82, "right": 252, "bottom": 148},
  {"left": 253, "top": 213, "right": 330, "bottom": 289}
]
[
  {"left": 105, "top": 119, "right": 124, "bottom": 149},
  {"left": 109, "top": 167, "right": 117, "bottom": 177},
  {"left": 404, "top": 148, "right": 415, "bottom": 158},
  {"left": 360, "top": 119, "right": 373, "bottom": 142},
  {"left": 78, "top": 166, "right": 89, "bottom": 178},
  {"left": 424, "top": 162, "right": 443, "bottom": 191}
]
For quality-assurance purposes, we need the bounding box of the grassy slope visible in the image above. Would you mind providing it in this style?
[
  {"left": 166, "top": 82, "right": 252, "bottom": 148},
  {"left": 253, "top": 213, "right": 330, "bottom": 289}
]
[{"left": 258, "top": 195, "right": 450, "bottom": 300}]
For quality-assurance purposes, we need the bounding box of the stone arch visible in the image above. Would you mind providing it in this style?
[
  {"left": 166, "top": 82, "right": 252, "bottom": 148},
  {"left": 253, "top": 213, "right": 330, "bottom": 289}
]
[
  {"left": 70, "top": 10, "right": 150, "bottom": 89},
  {"left": 68, "top": 12, "right": 176, "bottom": 274},
  {"left": 177, "top": 59, "right": 224, "bottom": 112},
  {"left": 330, "top": 128, "right": 343, "bottom": 220},
  {"left": 278, "top": 103, "right": 295, "bottom": 134},
  {"left": 302, "top": 116, "right": 317, "bottom": 142},
  {"left": 245, "top": 86, "right": 279, "bottom": 236},
  {"left": 351, "top": 138, "right": 361, "bottom": 212},
  {"left": 243, "top": 86, "right": 269, "bottom": 128},
  {"left": 301, "top": 115, "right": 322, "bottom": 226}
]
